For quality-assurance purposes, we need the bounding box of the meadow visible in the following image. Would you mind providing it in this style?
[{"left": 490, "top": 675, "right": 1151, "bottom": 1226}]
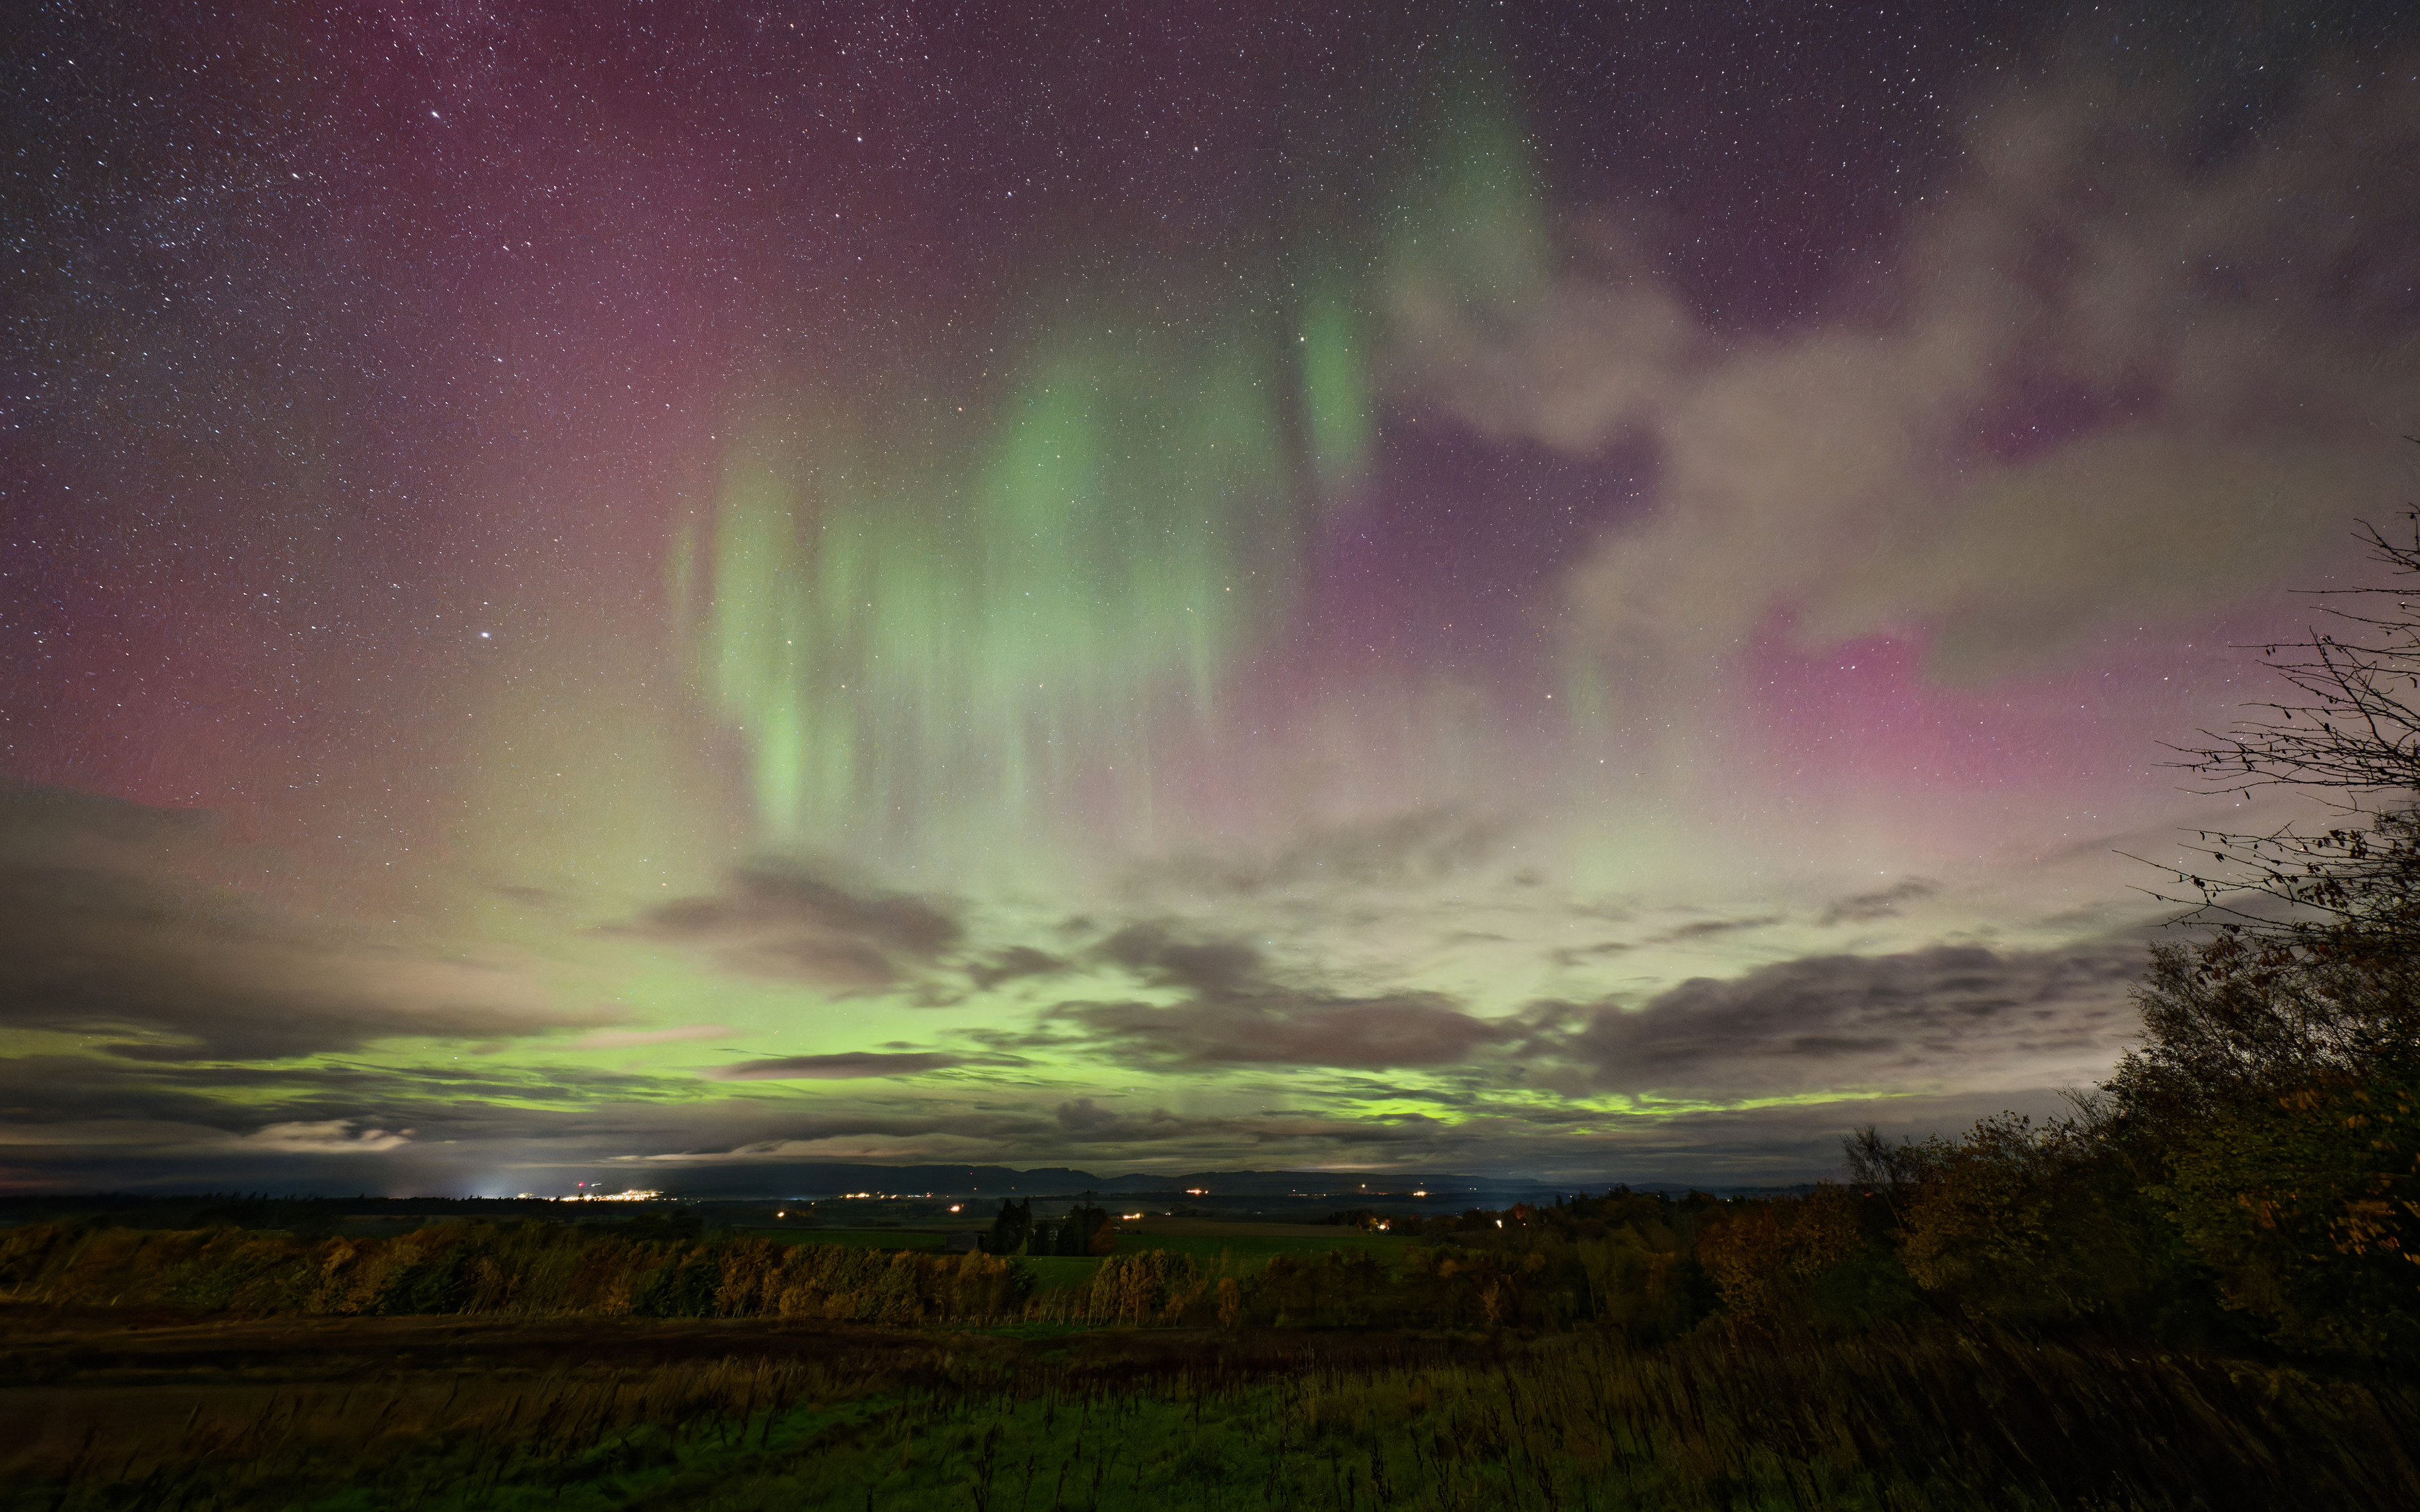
[
  {"left": 723, "top": 1222, "right": 1409, "bottom": 1275},
  {"left": 1103, "top": 1222, "right": 1411, "bottom": 1270},
  {"left": 6, "top": 1293, "right": 2415, "bottom": 1511}
]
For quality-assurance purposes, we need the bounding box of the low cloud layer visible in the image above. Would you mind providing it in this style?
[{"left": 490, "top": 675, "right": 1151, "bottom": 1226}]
[
  {"left": 1557, "top": 940, "right": 2144, "bottom": 1099},
  {"left": 0, "top": 781, "right": 2172, "bottom": 1189},
  {"left": 237, "top": 1119, "right": 415, "bottom": 1155},
  {"left": 710, "top": 1052, "right": 963, "bottom": 1080},
  {"left": 1064, "top": 994, "right": 1510, "bottom": 1070},
  {"left": 0, "top": 785, "right": 616, "bottom": 1064},
  {"left": 620, "top": 865, "right": 963, "bottom": 989},
  {"left": 1059, "top": 924, "right": 1516, "bottom": 1070}
]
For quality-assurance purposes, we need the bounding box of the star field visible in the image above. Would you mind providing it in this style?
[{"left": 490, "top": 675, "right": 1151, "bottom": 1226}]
[{"left": 3, "top": 0, "right": 2417, "bottom": 1192}]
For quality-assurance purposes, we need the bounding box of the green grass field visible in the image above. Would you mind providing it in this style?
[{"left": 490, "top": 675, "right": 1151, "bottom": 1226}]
[
  {"left": 8, "top": 1204, "right": 2420, "bottom": 1509},
  {"left": 1018, "top": 1255, "right": 1102, "bottom": 1291},
  {"left": 9, "top": 1310, "right": 2415, "bottom": 1510}
]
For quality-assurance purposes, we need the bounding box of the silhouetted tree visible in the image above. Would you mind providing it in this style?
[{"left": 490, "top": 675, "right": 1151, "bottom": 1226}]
[
  {"left": 2150, "top": 502, "right": 2420, "bottom": 969},
  {"left": 986, "top": 1198, "right": 1031, "bottom": 1256},
  {"left": 2120, "top": 500, "right": 2420, "bottom": 1357},
  {"left": 1842, "top": 1125, "right": 1931, "bottom": 1225},
  {"left": 1052, "top": 1194, "right": 1114, "bottom": 1256}
]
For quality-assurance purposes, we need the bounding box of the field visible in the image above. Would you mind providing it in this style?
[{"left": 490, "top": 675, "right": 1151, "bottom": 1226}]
[
  {"left": 722, "top": 1218, "right": 1412, "bottom": 1278},
  {"left": 5, "top": 1301, "right": 2415, "bottom": 1511},
  {"left": 1111, "top": 1219, "right": 1410, "bottom": 1266},
  {"left": 6, "top": 1191, "right": 2419, "bottom": 1509}
]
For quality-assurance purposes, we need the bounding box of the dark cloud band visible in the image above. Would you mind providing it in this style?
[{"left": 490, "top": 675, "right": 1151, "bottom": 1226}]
[{"left": 709, "top": 1052, "right": 963, "bottom": 1080}]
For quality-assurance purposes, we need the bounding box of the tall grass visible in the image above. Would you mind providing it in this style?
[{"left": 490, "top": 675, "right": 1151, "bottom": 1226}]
[
  {"left": 5, "top": 1318, "right": 2414, "bottom": 1509},
  {"left": 0, "top": 1222, "right": 1428, "bottom": 1331},
  {"left": 0, "top": 1221, "right": 1036, "bottom": 1325},
  {"left": 9, "top": 1212, "right": 2419, "bottom": 1507}
]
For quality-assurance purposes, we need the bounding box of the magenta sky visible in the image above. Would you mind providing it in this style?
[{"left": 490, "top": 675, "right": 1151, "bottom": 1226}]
[{"left": 3, "top": 1, "right": 2417, "bottom": 1193}]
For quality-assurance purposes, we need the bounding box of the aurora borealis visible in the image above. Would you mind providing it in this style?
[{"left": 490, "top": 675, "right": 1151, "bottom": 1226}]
[{"left": 5, "top": 1, "right": 2419, "bottom": 1193}]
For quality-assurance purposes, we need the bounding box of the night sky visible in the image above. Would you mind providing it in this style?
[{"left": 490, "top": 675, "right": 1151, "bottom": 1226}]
[{"left": 5, "top": 1, "right": 2418, "bottom": 1194}]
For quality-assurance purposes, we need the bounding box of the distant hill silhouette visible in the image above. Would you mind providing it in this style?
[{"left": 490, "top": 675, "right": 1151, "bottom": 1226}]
[{"left": 646, "top": 1165, "right": 1671, "bottom": 1199}]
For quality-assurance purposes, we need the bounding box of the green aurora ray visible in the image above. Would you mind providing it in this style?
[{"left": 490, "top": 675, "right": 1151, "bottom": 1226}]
[{"left": 672, "top": 64, "right": 1549, "bottom": 862}]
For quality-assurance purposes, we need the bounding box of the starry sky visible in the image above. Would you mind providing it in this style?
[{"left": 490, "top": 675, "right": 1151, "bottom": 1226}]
[{"left": 5, "top": 0, "right": 2418, "bottom": 1194}]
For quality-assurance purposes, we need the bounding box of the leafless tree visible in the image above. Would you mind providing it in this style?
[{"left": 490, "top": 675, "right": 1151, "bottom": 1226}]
[
  {"left": 1840, "top": 1124, "right": 1930, "bottom": 1223},
  {"left": 2142, "top": 502, "right": 2420, "bottom": 972}
]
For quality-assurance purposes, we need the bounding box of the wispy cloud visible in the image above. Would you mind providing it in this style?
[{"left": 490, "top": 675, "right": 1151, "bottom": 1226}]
[
  {"left": 613, "top": 864, "right": 963, "bottom": 989},
  {"left": 236, "top": 1119, "right": 414, "bottom": 1154},
  {"left": 1051, "top": 923, "right": 1517, "bottom": 1070},
  {"left": 1406, "top": 58, "right": 2420, "bottom": 686},
  {"left": 0, "top": 786, "right": 620, "bottom": 1063},
  {"left": 708, "top": 1052, "right": 963, "bottom": 1080},
  {"left": 1546, "top": 939, "right": 2145, "bottom": 1099}
]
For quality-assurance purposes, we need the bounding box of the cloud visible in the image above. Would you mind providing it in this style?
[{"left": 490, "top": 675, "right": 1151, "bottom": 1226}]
[
  {"left": 1097, "top": 925, "right": 1265, "bottom": 995},
  {"left": 1551, "top": 940, "right": 2145, "bottom": 1099},
  {"left": 1548, "top": 939, "right": 1632, "bottom": 969},
  {"left": 616, "top": 1109, "right": 1031, "bottom": 1163},
  {"left": 1064, "top": 991, "right": 1511, "bottom": 1070},
  {"left": 1055, "top": 923, "right": 1521, "bottom": 1070},
  {"left": 622, "top": 863, "right": 962, "bottom": 988},
  {"left": 1405, "top": 56, "right": 2420, "bottom": 687},
  {"left": 1820, "top": 880, "right": 1941, "bottom": 927},
  {"left": 0, "top": 1113, "right": 414, "bottom": 1161},
  {"left": 1647, "top": 916, "right": 1782, "bottom": 945},
  {"left": 1054, "top": 1096, "right": 1170, "bottom": 1137},
  {"left": 709, "top": 1052, "right": 963, "bottom": 1080},
  {"left": 622, "top": 1098, "right": 1426, "bottom": 1167},
  {"left": 0, "top": 1051, "right": 716, "bottom": 1167},
  {"left": 0, "top": 786, "right": 619, "bottom": 1064},
  {"left": 1050, "top": 1097, "right": 1423, "bottom": 1149},
  {"left": 965, "top": 946, "right": 1067, "bottom": 991},
  {"left": 0, "top": 1030, "right": 2110, "bottom": 1189},
  {"left": 236, "top": 1119, "right": 414, "bottom": 1153}
]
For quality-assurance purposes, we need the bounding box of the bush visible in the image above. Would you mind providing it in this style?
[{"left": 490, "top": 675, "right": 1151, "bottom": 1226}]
[
  {"left": 2154, "top": 1060, "right": 2420, "bottom": 1359},
  {"left": 1893, "top": 1109, "right": 2181, "bottom": 1326}
]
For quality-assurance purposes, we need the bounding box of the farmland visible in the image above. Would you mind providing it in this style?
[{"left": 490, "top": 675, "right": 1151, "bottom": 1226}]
[{"left": 5, "top": 1186, "right": 2419, "bottom": 1509}]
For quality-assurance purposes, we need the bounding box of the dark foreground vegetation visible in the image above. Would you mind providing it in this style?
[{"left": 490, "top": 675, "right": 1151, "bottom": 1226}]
[
  {"left": 3, "top": 1285, "right": 2416, "bottom": 1511},
  {"left": 4, "top": 1123, "right": 2419, "bottom": 1512}
]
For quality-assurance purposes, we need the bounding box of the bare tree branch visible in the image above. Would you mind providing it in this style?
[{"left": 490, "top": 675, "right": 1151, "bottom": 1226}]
[{"left": 2145, "top": 503, "right": 2420, "bottom": 971}]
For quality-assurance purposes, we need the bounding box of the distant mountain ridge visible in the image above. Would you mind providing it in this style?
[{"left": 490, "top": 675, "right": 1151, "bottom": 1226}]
[{"left": 654, "top": 1164, "right": 1621, "bottom": 1199}]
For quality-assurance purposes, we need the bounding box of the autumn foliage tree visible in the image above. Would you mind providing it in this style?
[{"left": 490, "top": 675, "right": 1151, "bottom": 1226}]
[{"left": 2116, "top": 507, "right": 2420, "bottom": 1359}]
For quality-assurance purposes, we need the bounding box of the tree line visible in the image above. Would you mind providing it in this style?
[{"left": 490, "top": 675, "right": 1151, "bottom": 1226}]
[{"left": 984, "top": 1195, "right": 1117, "bottom": 1256}]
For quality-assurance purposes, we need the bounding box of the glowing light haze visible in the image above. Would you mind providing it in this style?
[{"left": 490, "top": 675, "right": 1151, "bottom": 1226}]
[{"left": 4, "top": 1, "right": 2417, "bottom": 1192}]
